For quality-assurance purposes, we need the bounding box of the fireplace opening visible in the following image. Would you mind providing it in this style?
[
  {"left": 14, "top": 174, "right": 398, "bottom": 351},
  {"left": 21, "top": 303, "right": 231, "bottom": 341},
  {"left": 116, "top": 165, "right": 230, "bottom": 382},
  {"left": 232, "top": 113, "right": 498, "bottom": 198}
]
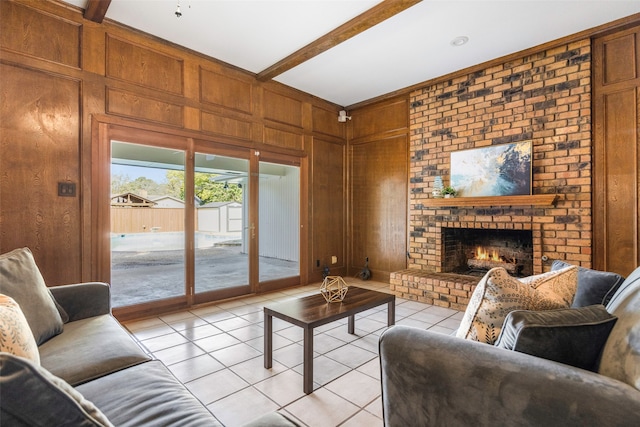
[{"left": 443, "top": 228, "right": 533, "bottom": 277}]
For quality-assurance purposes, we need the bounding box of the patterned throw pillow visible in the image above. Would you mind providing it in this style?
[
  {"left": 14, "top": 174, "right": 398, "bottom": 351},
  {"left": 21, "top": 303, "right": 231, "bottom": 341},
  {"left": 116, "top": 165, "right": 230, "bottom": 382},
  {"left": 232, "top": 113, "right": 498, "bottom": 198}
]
[
  {"left": 456, "top": 265, "right": 578, "bottom": 344},
  {"left": 0, "top": 294, "right": 40, "bottom": 364}
]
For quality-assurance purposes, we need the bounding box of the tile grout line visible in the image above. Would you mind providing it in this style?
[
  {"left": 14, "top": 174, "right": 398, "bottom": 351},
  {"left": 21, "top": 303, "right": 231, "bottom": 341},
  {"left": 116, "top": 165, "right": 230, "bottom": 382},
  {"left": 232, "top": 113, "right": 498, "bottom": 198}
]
[{"left": 124, "top": 284, "right": 460, "bottom": 426}]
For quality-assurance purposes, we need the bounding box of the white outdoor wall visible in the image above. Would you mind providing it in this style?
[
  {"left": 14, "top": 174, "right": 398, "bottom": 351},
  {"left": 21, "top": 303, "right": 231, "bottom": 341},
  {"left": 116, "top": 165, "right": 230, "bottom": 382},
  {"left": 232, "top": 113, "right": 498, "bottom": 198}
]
[
  {"left": 259, "top": 166, "right": 299, "bottom": 262},
  {"left": 198, "top": 208, "right": 221, "bottom": 232},
  {"left": 197, "top": 202, "right": 242, "bottom": 233},
  {"left": 227, "top": 206, "right": 243, "bottom": 232}
]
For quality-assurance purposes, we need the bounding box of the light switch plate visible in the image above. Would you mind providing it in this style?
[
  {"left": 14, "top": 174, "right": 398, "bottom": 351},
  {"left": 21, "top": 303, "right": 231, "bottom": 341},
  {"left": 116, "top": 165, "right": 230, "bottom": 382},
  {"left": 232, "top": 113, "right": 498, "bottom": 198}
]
[{"left": 58, "top": 182, "right": 76, "bottom": 197}]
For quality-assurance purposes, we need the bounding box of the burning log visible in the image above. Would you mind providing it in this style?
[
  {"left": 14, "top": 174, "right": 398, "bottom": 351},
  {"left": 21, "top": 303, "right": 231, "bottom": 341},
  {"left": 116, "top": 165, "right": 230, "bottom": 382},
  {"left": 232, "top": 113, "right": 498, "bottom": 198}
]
[{"left": 467, "top": 258, "right": 518, "bottom": 274}]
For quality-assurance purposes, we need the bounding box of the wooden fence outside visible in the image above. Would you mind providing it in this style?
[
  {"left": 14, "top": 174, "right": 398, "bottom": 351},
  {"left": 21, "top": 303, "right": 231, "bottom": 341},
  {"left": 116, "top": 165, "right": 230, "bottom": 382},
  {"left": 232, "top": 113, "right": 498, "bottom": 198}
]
[{"left": 111, "top": 208, "right": 188, "bottom": 233}]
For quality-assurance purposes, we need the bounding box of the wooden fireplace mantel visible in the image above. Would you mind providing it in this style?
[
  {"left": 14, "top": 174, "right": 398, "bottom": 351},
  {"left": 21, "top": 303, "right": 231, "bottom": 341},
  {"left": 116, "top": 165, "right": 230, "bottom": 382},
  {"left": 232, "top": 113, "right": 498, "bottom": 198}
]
[{"left": 422, "top": 194, "right": 559, "bottom": 208}]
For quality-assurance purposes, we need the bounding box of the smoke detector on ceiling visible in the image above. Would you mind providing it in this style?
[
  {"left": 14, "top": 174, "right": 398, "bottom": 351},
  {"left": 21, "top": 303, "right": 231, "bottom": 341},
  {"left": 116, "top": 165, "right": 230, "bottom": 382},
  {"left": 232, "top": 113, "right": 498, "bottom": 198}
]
[{"left": 450, "top": 36, "right": 469, "bottom": 47}]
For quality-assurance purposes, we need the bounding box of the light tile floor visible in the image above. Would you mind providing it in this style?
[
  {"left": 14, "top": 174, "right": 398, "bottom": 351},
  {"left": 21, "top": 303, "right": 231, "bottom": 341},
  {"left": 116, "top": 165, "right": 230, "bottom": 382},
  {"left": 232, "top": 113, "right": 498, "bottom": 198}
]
[{"left": 124, "top": 278, "right": 463, "bottom": 427}]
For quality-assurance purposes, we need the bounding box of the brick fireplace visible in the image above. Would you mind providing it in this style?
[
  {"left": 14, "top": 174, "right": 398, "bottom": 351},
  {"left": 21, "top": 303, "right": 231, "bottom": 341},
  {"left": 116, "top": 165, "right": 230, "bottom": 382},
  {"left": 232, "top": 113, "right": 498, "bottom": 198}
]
[
  {"left": 442, "top": 227, "right": 533, "bottom": 277},
  {"left": 390, "top": 39, "right": 593, "bottom": 310}
]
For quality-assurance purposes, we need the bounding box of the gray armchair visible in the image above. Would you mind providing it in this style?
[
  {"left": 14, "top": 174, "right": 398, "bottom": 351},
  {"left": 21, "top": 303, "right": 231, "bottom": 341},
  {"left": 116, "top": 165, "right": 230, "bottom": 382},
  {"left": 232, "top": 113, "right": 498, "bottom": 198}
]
[
  {"left": 379, "top": 266, "right": 640, "bottom": 426},
  {"left": 379, "top": 325, "right": 640, "bottom": 426}
]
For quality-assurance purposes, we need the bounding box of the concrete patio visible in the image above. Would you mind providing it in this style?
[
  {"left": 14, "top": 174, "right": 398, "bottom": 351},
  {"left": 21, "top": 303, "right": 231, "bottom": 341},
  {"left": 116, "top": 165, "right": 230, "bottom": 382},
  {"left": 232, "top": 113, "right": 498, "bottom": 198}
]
[{"left": 111, "top": 245, "right": 299, "bottom": 307}]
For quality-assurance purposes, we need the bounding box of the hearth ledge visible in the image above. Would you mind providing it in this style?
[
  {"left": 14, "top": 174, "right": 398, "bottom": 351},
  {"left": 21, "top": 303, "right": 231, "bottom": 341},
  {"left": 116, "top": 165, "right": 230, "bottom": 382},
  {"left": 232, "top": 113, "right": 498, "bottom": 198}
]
[{"left": 390, "top": 269, "right": 480, "bottom": 311}]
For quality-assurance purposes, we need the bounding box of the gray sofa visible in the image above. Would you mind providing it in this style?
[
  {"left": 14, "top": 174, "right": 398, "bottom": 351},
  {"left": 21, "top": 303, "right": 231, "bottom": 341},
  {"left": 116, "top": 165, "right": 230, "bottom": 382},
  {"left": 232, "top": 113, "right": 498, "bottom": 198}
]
[
  {"left": 379, "top": 265, "right": 640, "bottom": 426},
  {"left": 0, "top": 248, "right": 297, "bottom": 426}
]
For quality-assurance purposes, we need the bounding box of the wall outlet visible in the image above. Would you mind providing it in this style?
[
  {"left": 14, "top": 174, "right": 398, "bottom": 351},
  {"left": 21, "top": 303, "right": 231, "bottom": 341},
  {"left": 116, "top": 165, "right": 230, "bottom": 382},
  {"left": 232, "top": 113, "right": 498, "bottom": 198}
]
[{"left": 331, "top": 256, "right": 337, "bottom": 264}]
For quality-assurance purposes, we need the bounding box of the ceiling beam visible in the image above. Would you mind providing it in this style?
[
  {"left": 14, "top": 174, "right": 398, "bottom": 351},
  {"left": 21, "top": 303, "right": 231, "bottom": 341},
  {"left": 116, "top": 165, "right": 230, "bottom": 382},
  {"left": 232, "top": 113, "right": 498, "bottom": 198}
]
[
  {"left": 256, "top": 0, "right": 422, "bottom": 82},
  {"left": 84, "top": 0, "right": 112, "bottom": 24}
]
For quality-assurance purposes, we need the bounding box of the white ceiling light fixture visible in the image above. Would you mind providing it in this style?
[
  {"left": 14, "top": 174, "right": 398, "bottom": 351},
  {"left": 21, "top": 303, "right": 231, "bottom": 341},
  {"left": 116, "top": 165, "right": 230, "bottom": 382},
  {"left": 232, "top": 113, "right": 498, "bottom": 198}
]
[
  {"left": 175, "top": 1, "right": 191, "bottom": 18},
  {"left": 450, "top": 36, "right": 469, "bottom": 47}
]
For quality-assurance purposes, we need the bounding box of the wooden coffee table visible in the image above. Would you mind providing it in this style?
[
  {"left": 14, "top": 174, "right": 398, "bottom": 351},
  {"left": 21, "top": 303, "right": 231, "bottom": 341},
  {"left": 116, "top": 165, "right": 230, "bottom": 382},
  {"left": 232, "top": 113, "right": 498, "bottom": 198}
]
[{"left": 263, "top": 286, "right": 395, "bottom": 394}]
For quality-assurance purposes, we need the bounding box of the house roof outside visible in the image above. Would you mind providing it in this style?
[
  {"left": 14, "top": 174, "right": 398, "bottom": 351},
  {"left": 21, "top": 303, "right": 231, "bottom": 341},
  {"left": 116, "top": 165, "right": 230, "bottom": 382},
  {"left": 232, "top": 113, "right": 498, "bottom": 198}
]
[
  {"left": 199, "top": 201, "right": 242, "bottom": 209},
  {"left": 111, "top": 194, "right": 241, "bottom": 209},
  {"left": 149, "top": 195, "right": 185, "bottom": 206},
  {"left": 111, "top": 193, "right": 157, "bottom": 207}
]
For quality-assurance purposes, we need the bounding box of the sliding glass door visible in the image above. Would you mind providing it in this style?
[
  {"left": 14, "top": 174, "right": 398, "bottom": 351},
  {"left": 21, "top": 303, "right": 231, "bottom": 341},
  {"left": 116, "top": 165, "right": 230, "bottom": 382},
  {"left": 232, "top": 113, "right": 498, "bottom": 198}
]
[
  {"left": 258, "top": 159, "right": 300, "bottom": 286},
  {"left": 193, "top": 152, "right": 250, "bottom": 298},
  {"left": 104, "top": 128, "right": 303, "bottom": 312},
  {"left": 110, "top": 141, "right": 186, "bottom": 308}
]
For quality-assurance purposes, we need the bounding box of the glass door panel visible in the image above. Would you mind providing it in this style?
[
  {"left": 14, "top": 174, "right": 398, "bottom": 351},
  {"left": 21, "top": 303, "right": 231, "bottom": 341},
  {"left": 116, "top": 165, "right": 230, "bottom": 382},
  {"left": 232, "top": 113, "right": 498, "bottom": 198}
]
[
  {"left": 194, "top": 153, "right": 250, "bottom": 294},
  {"left": 258, "top": 161, "right": 300, "bottom": 282},
  {"left": 110, "top": 141, "right": 186, "bottom": 308}
]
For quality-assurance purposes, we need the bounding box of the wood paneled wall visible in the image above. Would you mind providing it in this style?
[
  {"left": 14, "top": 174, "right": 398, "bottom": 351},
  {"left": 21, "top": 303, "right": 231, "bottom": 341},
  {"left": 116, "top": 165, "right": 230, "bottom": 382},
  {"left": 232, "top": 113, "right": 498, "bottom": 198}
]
[
  {"left": 347, "top": 97, "right": 409, "bottom": 281},
  {"left": 593, "top": 24, "right": 640, "bottom": 276},
  {"left": 0, "top": 63, "right": 82, "bottom": 284},
  {"left": 311, "top": 138, "right": 346, "bottom": 280},
  {"left": 3, "top": 0, "right": 636, "bottom": 291},
  {"left": 0, "top": 0, "right": 345, "bottom": 287}
]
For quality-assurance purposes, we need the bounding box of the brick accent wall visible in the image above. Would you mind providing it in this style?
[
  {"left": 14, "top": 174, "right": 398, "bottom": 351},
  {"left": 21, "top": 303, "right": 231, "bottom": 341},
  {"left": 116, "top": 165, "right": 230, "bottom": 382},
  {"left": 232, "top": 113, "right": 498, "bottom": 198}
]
[{"left": 392, "top": 40, "right": 593, "bottom": 307}]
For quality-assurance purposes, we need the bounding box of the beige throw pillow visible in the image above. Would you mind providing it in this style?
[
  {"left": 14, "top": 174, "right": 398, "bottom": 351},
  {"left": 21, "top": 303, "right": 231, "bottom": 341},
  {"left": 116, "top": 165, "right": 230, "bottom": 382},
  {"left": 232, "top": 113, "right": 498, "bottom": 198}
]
[
  {"left": 456, "top": 265, "right": 578, "bottom": 344},
  {"left": 0, "top": 294, "right": 40, "bottom": 364}
]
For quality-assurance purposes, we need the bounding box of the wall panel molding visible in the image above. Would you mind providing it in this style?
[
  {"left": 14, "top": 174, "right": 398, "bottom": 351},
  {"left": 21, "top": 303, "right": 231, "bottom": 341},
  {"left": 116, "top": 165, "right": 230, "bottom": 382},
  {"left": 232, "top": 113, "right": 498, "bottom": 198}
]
[
  {"left": 312, "top": 105, "right": 344, "bottom": 139},
  {"left": 201, "top": 110, "right": 253, "bottom": 141},
  {"left": 264, "top": 126, "right": 304, "bottom": 151},
  {"left": 349, "top": 97, "right": 408, "bottom": 142},
  {"left": 200, "top": 67, "right": 253, "bottom": 114},
  {"left": 106, "top": 87, "right": 184, "bottom": 127},
  {"left": 0, "top": 63, "right": 82, "bottom": 284},
  {"left": 0, "top": 0, "right": 81, "bottom": 69},
  {"left": 263, "top": 89, "right": 303, "bottom": 128},
  {"left": 106, "top": 34, "right": 184, "bottom": 95}
]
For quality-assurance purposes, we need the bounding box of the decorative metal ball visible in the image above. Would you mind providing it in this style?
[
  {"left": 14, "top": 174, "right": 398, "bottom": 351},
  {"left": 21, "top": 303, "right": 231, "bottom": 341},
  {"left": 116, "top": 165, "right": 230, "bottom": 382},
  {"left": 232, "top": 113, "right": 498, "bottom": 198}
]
[{"left": 320, "top": 276, "right": 349, "bottom": 303}]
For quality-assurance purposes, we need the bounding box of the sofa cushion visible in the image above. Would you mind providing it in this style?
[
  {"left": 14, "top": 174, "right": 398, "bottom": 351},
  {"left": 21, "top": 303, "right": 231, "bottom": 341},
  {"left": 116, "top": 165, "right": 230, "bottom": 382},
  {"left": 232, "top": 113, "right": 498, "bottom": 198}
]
[
  {"left": 39, "top": 314, "right": 151, "bottom": 386},
  {"left": 552, "top": 260, "right": 625, "bottom": 307},
  {"left": 599, "top": 266, "right": 640, "bottom": 391},
  {"left": 0, "top": 295, "right": 40, "bottom": 364},
  {"left": 456, "top": 265, "right": 577, "bottom": 344},
  {"left": 76, "top": 360, "right": 223, "bottom": 427},
  {"left": 0, "top": 247, "right": 64, "bottom": 344},
  {"left": 0, "top": 352, "right": 113, "bottom": 427},
  {"left": 495, "top": 305, "right": 617, "bottom": 371}
]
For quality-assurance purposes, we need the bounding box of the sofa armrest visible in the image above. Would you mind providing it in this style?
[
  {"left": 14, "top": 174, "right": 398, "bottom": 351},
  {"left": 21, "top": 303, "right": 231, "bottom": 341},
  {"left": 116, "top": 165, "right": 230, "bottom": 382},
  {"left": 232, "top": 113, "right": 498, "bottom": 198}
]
[
  {"left": 49, "top": 282, "right": 111, "bottom": 321},
  {"left": 379, "top": 325, "right": 640, "bottom": 427}
]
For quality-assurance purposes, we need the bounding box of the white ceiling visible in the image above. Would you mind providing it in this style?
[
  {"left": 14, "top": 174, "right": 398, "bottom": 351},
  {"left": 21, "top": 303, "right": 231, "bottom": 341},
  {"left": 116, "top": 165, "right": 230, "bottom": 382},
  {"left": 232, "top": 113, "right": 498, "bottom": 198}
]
[{"left": 63, "top": 0, "right": 640, "bottom": 107}]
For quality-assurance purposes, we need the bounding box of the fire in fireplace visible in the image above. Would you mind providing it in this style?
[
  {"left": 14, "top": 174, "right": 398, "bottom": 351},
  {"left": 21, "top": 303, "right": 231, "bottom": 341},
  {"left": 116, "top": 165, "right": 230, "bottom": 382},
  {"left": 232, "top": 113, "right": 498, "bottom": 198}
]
[
  {"left": 468, "top": 246, "right": 519, "bottom": 275},
  {"left": 443, "top": 228, "right": 533, "bottom": 277}
]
